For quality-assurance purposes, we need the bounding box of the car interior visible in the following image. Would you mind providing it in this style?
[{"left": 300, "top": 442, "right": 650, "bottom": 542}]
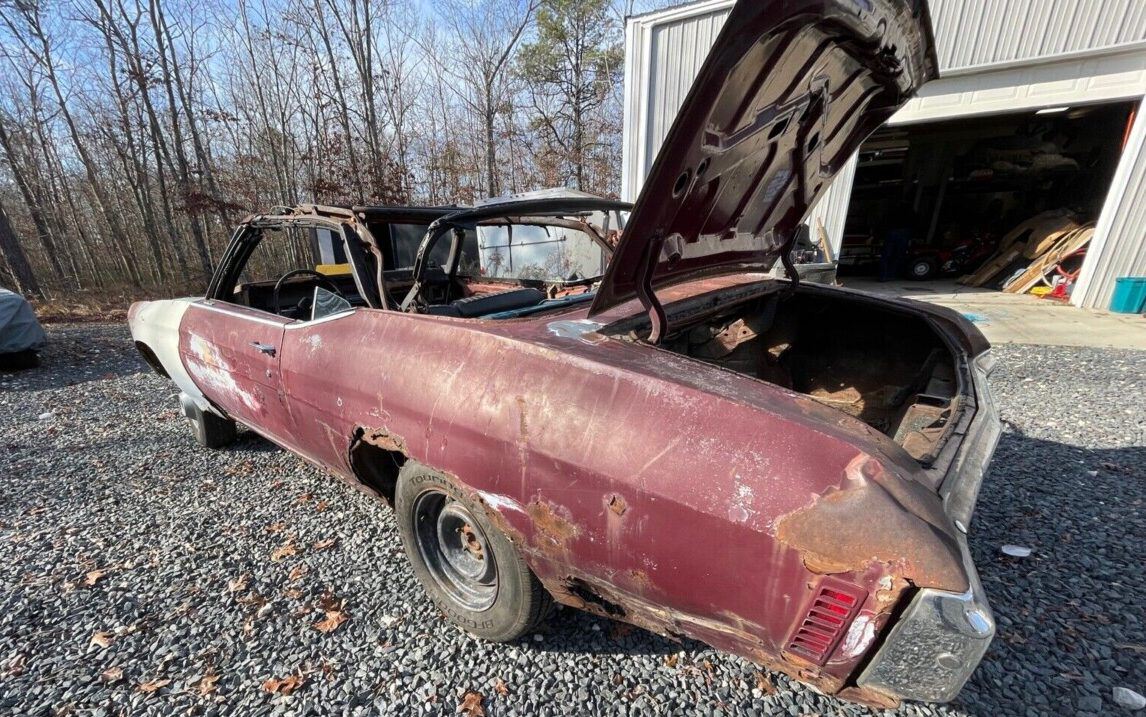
[
  {"left": 385, "top": 210, "right": 621, "bottom": 319},
  {"left": 213, "top": 206, "right": 623, "bottom": 322}
]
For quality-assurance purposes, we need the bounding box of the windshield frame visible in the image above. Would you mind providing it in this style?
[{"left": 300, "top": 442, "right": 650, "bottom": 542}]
[{"left": 408, "top": 198, "right": 631, "bottom": 293}]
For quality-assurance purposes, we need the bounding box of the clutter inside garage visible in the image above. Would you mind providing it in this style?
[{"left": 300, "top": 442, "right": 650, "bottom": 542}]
[{"left": 834, "top": 101, "right": 1136, "bottom": 300}]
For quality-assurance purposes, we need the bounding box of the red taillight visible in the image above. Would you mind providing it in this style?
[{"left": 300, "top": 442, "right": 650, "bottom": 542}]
[{"left": 786, "top": 579, "right": 865, "bottom": 665}]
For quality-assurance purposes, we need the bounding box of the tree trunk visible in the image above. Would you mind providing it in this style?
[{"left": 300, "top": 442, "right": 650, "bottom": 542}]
[
  {"left": 0, "top": 199, "right": 43, "bottom": 298},
  {"left": 0, "top": 114, "right": 65, "bottom": 282}
]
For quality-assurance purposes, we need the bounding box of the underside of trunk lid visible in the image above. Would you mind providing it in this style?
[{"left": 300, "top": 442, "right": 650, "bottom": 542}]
[{"left": 590, "top": 0, "right": 938, "bottom": 331}]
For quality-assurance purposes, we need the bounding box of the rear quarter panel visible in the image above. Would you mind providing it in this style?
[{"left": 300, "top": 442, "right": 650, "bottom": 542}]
[
  {"left": 128, "top": 299, "right": 212, "bottom": 411},
  {"left": 274, "top": 306, "right": 966, "bottom": 690}
]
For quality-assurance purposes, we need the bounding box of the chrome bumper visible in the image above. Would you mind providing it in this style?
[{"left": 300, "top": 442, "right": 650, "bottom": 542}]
[
  {"left": 856, "top": 534, "right": 995, "bottom": 702},
  {"left": 857, "top": 351, "right": 1000, "bottom": 703}
]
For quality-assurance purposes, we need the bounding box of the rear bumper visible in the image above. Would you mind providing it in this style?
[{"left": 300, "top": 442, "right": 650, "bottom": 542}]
[
  {"left": 856, "top": 351, "right": 1000, "bottom": 703},
  {"left": 855, "top": 533, "right": 994, "bottom": 702}
]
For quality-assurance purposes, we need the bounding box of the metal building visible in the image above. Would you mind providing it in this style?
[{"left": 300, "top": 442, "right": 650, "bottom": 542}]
[{"left": 621, "top": 0, "right": 1146, "bottom": 309}]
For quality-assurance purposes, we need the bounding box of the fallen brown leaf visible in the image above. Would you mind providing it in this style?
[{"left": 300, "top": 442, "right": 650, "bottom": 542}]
[
  {"left": 90, "top": 631, "right": 113, "bottom": 649},
  {"left": 312, "top": 538, "right": 338, "bottom": 552},
  {"left": 314, "top": 608, "right": 348, "bottom": 633},
  {"left": 100, "top": 666, "right": 124, "bottom": 683},
  {"left": 265, "top": 521, "right": 286, "bottom": 534},
  {"left": 753, "top": 671, "right": 775, "bottom": 694},
  {"left": 296, "top": 493, "right": 312, "bottom": 503},
  {"left": 138, "top": 678, "right": 171, "bottom": 694},
  {"left": 227, "top": 574, "right": 249, "bottom": 593},
  {"left": 242, "top": 617, "right": 256, "bottom": 636},
  {"left": 84, "top": 569, "right": 108, "bottom": 586},
  {"left": 4, "top": 654, "right": 27, "bottom": 677},
  {"left": 493, "top": 678, "right": 510, "bottom": 697},
  {"left": 263, "top": 674, "right": 304, "bottom": 695},
  {"left": 198, "top": 669, "right": 220, "bottom": 696},
  {"left": 271, "top": 540, "right": 299, "bottom": 562},
  {"left": 663, "top": 654, "right": 678, "bottom": 668},
  {"left": 458, "top": 690, "right": 485, "bottom": 716},
  {"left": 287, "top": 564, "right": 308, "bottom": 583},
  {"left": 314, "top": 500, "right": 329, "bottom": 512},
  {"left": 1116, "top": 642, "right": 1146, "bottom": 655}
]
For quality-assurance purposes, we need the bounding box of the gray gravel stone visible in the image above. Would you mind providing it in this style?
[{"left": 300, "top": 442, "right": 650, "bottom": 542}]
[{"left": 1, "top": 325, "right": 1143, "bottom": 717}]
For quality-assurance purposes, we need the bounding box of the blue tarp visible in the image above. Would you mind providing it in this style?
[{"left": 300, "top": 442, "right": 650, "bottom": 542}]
[{"left": 0, "top": 288, "right": 47, "bottom": 354}]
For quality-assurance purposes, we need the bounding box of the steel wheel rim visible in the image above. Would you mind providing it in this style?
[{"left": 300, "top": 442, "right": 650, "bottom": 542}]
[
  {"left": 912, "top": 261, "right": 930, "bottom": 277},
  {"left": 412, "top": 491, "right": 498, "bottom": 611}
]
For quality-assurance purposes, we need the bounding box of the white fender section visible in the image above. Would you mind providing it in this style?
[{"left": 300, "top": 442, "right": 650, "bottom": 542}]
[{"left": 129, "top": 298, "right": 215, "bottom": 413}]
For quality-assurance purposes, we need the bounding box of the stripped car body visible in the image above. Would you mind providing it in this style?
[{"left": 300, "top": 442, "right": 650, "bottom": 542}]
[{"left": 129, "top": 0, "right": 1000, "bottom": 706}]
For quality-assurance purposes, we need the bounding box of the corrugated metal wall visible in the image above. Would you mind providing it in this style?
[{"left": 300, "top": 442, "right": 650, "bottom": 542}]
[
  {"left": 1073, "top": 99, "right": 1146, "bottom": 309},
  {"left": 625, "top": 0, "right": 1146, "bottom": 192},
  {"left": 623, "top": 0, "right": 1146, "bottom": 308},
  {"left": 933, "top": 0, "right": 1146, "bottom": 71}
]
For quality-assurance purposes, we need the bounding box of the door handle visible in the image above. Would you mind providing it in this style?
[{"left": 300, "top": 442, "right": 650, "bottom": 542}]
[{"left": 250, "top": 341, "right": 277, "bottom": 357}]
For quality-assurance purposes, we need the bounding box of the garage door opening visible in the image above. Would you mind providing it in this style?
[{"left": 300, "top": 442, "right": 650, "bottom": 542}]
[{"left": 836, "top": 101, "right": 1136, "bottom": 296}]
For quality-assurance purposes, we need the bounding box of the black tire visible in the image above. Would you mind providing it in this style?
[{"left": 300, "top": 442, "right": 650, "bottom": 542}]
[
  {"left": 187, "top": 405, "right": 237, "bottom": 448},
  {"left": 907, "top": 256, "right": 937, "bottom": 280},
  {"left": 394, "top": 460, "right": 551, "bottom": 641},
  {"left": 0, "top": 349, "right": 40, "bottom": 372}
]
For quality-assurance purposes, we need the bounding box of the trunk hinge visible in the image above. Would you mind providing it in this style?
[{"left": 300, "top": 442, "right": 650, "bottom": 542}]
[
  {"left": 635, "top": 231, "right": 668, "bottom": 344},
  {"left": 780, "top": 227, "right": 800, "bottom": 291}
]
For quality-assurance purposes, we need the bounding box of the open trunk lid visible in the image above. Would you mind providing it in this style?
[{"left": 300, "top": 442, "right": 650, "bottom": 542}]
[{"left": 590, "top": 0, "right": 938, "bottom": 328}]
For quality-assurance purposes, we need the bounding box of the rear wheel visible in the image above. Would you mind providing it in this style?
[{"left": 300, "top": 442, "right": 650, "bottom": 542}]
[
  {"left": 187, "top": 404, "right": 236, "bottom": 448},
  {"left": 908, "top": 256, "right": 937, "bottom": 280},
  {"left": 394, "top": 460, "right": 551, "bottom": 641}
]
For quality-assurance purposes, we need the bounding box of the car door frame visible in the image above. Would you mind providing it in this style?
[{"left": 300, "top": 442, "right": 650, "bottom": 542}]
[{"left": 183, "top": 209, "right": 381, "bottom": 454}]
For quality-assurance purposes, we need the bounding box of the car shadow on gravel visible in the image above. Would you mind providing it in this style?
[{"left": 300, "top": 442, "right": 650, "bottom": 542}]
[
  {"left": 530, "top": 606, "right": 703, "bottom": 659},
  {"left": 0, "top": 325, "right": 146, "bottom": 393},
  {"left": 956, "top": 427, "right": 1145, "bottom": 717}
]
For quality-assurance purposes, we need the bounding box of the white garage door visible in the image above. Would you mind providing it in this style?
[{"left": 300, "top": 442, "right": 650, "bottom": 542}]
[{"left": 891, "top": 45, "right": 1146, "bottom": 125}]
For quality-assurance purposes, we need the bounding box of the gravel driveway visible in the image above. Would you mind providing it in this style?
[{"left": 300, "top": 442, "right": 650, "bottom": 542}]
[{"left": 1, "top": 325, "right": 1143, "bottom": 717}]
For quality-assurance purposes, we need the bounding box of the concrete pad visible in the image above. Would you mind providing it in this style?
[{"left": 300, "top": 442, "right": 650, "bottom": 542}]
[{"left": 841, "top": 278, "right": 1146, "bottom": 350}]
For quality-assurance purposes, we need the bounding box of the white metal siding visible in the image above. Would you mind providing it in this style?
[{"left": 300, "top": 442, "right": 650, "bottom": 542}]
[
  {"left": 932, "top": 0, "right": 1146, "bottom": 72},
  {"left": 624, "top": 0, "right": 1146, "bottom": 196},
  {"left": 623, "top": 0, "right": 1146, "bottom": 307},
  {"left": 1073, "top": 98, "right": 1146, "bottom": 309}
]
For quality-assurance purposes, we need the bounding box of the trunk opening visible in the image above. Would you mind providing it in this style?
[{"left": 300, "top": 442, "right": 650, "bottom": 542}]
[{"left": 614, "top": 286, "right": 961, "bottom": 465}]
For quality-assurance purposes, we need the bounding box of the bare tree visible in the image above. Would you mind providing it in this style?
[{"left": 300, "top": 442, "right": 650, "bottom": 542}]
[{"left": 0, "top": 198, "right": 42, "bottom": 297}]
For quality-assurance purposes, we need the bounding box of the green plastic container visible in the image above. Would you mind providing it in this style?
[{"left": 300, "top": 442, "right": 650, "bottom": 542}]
[{"left": 1110, "top": 277, "right": 1146, "bottom": 313}]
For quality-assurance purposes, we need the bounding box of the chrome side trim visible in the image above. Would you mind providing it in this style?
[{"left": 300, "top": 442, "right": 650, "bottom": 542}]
[
  {"left": 189, "top": 300, "right": 291, "bottom": 328},
  {"left": 940, "top": 350, "right": 1002, "bottom": 529}
]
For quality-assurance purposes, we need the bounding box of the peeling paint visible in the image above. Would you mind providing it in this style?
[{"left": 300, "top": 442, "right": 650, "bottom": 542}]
[
  {"left": 185, "top": 334, "right": 260, "bottom": 412},
  {"left": 839, "top": 612, "right": 877, "bottom": 659}
]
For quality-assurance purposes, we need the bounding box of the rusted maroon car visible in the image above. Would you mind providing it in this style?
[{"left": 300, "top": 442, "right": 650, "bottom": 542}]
[{"left": 129, "top": 0, "right": 1000, "bottom": 707}]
